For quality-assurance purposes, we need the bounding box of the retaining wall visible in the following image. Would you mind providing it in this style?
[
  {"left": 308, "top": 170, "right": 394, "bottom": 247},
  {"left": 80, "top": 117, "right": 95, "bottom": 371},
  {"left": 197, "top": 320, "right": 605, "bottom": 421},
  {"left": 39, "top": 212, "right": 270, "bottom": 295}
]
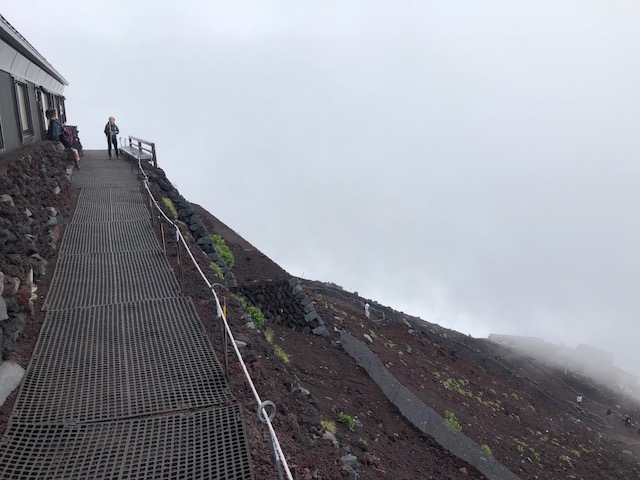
[
  {"left": 0, "top": 142, "right": 76, "bottom": 359},
  {"left": 340, "top": 331, "right": 519, "bottom": 480}
]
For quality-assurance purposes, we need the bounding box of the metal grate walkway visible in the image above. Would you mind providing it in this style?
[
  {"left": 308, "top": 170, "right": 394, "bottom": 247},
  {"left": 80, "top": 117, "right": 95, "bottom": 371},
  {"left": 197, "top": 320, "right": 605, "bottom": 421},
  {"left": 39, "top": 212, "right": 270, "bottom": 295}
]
[{"left": 0, "top": 151, "right": 254, "bottom": 479}]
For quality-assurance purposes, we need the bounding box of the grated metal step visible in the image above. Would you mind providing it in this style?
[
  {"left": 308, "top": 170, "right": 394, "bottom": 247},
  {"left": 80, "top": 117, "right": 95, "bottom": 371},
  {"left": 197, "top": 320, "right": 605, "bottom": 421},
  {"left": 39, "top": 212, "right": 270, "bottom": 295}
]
[
  {"left": 78, "top": 187, "right": 145, "bottom": 205},
  {"left": 59, "top": 220, "right": 159, "bottom": 256},
  {"left": 13, "top": 297, "right": 234, "bottom": 425},
  {"left": 42, "top": 250, "right": 181, "bottom": 311},
  {"left": 72, "top": 161, "right": 141, "bottom": 189},
  {"left": 0, "top": 406, "right": 254, "bottom": 479},
  {"left": 73, "top": 174, "right": 141, "bottom": 189},
  {"left": 72, "top": 203, "right": 151, "bottom": 223}
]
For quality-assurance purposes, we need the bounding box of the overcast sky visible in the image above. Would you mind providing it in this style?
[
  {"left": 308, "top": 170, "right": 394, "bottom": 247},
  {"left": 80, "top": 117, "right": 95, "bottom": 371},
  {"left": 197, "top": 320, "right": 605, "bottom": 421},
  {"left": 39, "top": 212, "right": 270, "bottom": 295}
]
[{"left": 4, "top": 1, "right": 640, "bottom": 378}]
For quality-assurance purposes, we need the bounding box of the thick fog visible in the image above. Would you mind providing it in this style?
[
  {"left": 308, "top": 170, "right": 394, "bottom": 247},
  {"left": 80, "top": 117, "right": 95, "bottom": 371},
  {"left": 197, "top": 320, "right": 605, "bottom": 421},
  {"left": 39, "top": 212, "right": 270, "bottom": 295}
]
[{"left": 4, "top": 1, "right": 640, "bottom": 377}]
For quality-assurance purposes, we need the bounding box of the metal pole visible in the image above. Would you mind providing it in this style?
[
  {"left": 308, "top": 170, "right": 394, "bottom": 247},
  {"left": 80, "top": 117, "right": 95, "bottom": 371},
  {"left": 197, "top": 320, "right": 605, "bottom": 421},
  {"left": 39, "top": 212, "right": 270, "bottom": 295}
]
[
  {"left": 148, "top": 192, "right": 155, "bottom": 227},
  {"left": 176, "top": 225, "right": 184, "bottom": 292},
  {"left": 271, "top": 433, "right": 285, "bottom": 480},
  {"left": 223, "top": 298, "right": 229, "bottom": 381},
  {"left": 160, "top": 221, "right": 166, "bottom": 255}
]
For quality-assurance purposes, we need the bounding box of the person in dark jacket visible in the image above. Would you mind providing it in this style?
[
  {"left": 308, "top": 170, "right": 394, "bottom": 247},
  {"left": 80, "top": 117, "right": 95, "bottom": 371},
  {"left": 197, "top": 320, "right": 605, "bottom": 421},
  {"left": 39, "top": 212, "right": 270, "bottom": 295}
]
[
  {"left": 46, "top": 108, "right": 70, "bottom": 148},
  {"left": 46, "top": 108, "right": 80, "bottom": 169},
  {"left": 104, "top": 116, "right": 120, "bottom": 158}
]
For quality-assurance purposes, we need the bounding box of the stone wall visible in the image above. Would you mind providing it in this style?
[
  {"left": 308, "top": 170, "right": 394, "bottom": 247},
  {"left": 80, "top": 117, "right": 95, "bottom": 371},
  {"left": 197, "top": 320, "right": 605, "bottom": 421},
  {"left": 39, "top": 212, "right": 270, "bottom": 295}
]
[
  {"left": 143, "top": 168, "right": 329, "bottom": 338},
  {"left": 0, "top": 142, "right": 76, "bottom": 359},
  {"left": 237, "top": 278, "right": 328, "bottom": 337}
]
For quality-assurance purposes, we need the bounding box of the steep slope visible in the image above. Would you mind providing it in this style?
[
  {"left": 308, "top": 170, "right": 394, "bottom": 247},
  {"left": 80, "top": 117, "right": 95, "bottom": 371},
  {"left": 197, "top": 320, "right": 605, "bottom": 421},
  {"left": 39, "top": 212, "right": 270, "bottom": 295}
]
[
  {"left": 185, "top": 200, "right": 640, "bottom": 479},
  {"left": 3, "top": 155, "right": 640, "bottom": 478}
]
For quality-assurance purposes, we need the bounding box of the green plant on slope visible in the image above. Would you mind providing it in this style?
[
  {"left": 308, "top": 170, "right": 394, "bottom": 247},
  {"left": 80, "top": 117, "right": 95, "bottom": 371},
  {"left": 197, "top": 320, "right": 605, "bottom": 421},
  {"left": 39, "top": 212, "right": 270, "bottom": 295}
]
[
  {"left": 444, "top": 410, "right": 461, "bottom": 431},
  {"left": 210, "top": 262, "right": 224, "bottom": 279},
  {"left": 321, "top": 419, "right": 336, "bottom": 434},
  {"left": 481, "top": 444, "right": 492, "bottom": 456},
  {"left": 338, "top": 412, "right": 356, "bottom": 430},
  {"left": 162, "top": 197, "right": 178, "bottom": 218},
  {"left": 265, "top": 327, "right": 274, "bottom": 343},
  {"left": 513, "top": 438, "right": 527, "bottom": 455},
  {"left": 443, "top": 378, "right": 472, "bottom": 397},
  {"left": 273, "top": 345, "right": 289, "bottom": 364},
  {"left": 210, "top": 234, "right": 235, "bottom": 267},
  {"left": 529, "top": 447, "right": 541, "bottom": 462},
  {"left": 559, "top": 454, "right": 573, "bottom": 465},
  {"left": 232, "top": 294, "right": 265, "bottom": 329},
  {"left": 247, "top": 306, "right": 264, "bottom": 329}
]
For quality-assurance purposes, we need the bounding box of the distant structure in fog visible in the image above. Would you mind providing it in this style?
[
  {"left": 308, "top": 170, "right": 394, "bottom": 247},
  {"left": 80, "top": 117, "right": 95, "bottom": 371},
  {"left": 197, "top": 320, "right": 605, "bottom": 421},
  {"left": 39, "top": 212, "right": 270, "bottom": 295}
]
[{"left": 489, "top": 334, "right": 638, "bottom": 394}]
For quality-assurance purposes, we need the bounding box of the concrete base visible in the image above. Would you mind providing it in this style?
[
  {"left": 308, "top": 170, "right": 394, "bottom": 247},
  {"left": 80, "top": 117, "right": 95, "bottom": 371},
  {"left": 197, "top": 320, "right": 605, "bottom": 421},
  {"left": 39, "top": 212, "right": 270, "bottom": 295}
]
[{"left": 0, "top": 361, "right": 25, "bottom": 407}]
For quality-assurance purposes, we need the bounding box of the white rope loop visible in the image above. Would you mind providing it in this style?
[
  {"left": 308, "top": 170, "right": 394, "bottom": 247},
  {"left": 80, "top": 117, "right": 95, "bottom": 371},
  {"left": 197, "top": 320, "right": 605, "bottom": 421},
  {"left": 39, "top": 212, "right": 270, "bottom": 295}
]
[{"left": 137, "top": 158, "right": 293, "bottom": 480}]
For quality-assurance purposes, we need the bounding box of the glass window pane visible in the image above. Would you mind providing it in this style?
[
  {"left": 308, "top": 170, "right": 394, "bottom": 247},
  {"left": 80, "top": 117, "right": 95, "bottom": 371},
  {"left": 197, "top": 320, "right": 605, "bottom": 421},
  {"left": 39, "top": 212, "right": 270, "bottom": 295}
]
[
  {"left": 41, "top": 92, "right": 49, "bottom": 131},
  {"left": 16, "top": 84, "right": 29, "bottom": 131},
  {"left": 15, "top": 82, "right": 33, "bottom": 135}
]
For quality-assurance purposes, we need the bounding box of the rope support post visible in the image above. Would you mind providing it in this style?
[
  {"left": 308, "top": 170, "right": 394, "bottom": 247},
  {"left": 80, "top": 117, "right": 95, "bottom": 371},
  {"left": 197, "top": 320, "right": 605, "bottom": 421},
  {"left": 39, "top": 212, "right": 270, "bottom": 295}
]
[{"left": 175, "top": 224, "right": 184, "bottom": 292}]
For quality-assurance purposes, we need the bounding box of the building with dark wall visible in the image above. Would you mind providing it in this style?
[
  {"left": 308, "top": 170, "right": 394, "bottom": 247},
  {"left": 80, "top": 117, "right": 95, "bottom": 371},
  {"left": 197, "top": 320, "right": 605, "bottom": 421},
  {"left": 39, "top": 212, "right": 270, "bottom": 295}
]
[{"left": 0, "top": 14, "right": 68, "bottom": 156}]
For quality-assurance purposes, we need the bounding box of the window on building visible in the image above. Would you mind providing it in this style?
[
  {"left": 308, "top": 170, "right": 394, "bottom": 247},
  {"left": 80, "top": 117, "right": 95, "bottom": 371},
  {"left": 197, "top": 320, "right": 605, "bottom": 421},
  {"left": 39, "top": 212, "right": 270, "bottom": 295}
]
[
  {"left": 54, "top": 96, "right": 67, "bottom": 124},
  {"left": 0, "top": 96, "right": 4, "bottom": 152},
  {"left": 14, "top": 79, "right": 33, "bottom": 139},
  {"left": 0, "top": 119, "right": 5, "bottom": 152},
  {"left": 51, "top": 95, "right": 61, "bottom": 121},
  {"left": 38, "top": 89, "right": 50, "bottom": 135}
]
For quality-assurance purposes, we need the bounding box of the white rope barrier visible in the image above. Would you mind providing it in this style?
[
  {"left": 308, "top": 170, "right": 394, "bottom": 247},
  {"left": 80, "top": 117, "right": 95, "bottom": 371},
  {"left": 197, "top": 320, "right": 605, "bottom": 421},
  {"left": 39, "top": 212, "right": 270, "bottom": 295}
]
[{"left": 136, "top": 159, "right": 294, "bottom": 480}]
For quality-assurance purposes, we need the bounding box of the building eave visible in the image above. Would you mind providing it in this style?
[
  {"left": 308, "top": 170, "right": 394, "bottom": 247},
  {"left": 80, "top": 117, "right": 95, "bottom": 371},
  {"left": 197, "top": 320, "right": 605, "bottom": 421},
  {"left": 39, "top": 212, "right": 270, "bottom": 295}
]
[{"left": 0, "top": 14, "right": 68, "bottom": 87}]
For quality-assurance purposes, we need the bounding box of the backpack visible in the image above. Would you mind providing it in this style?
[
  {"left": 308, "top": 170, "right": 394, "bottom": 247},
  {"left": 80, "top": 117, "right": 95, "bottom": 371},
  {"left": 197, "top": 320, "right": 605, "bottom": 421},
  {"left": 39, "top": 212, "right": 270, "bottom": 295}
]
[{"left": 61, "top": 125, "right": 74, "bottom": 145}]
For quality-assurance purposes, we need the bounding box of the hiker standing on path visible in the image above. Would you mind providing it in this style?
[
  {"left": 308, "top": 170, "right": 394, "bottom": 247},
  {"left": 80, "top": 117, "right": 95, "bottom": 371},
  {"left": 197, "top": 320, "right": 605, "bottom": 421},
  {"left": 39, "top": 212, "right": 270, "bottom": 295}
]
[
  {"left": 104, "top": 116, "right": 120, "bottom": 158},
  {"left": 364, "top": 303, "right": 370, "bottom": 319}
]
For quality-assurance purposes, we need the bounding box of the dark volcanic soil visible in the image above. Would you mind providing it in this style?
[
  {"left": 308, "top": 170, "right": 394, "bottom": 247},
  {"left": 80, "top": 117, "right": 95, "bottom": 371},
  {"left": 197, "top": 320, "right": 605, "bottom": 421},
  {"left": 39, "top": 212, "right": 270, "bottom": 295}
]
[{"left": 2, "top": 183, "right": 640, "bottom": 479}]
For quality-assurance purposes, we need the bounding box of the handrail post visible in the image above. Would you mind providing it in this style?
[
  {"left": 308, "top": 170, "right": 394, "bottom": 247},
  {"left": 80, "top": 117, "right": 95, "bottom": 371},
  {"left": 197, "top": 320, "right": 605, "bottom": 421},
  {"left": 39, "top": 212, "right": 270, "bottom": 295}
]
[
  {"left": 147, "top": 188, "right": 155, "bottom": 227},
  {"left": 160, "top": 221, "right": 167, "bottom": 255},
  {"left": 223, "top": 318, "right": 229, "bottom": 381},
  {"left": 176, "top": 225, "right": 184, "bottom": 292},
  {"left": 151, "top": 143, "right": 157, "bottom": 168}
]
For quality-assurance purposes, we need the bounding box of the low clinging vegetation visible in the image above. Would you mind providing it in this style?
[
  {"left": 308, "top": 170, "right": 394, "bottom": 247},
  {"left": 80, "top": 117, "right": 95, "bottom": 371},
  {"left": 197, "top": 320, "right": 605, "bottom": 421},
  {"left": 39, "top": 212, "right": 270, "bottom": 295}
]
[
  {"left": 444, "top": 410, "right": 461, "bottom": 432},
  {"left": 162, "top": 197, "right": 178, "bottom": 218},
  {"left": 233, "top": 294, "right": 265, "bottom": 329},
  {"left": 210, "top": 262, "right": 224, "bottom": 279},
  {"left": 338, "top": 412, "right": 356, "bottom": 430},
  {"left": 210, "top": 234, "right": 235, "bottom": 267},
  {"left": 321, "top": 419, "right": 337, "bottom": 434},
  {"left": 265, "top": 327, "right": 274, "bottom": 343},
  {"left": 273, "top": 345, "right": 289, "bottom": 364}
]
